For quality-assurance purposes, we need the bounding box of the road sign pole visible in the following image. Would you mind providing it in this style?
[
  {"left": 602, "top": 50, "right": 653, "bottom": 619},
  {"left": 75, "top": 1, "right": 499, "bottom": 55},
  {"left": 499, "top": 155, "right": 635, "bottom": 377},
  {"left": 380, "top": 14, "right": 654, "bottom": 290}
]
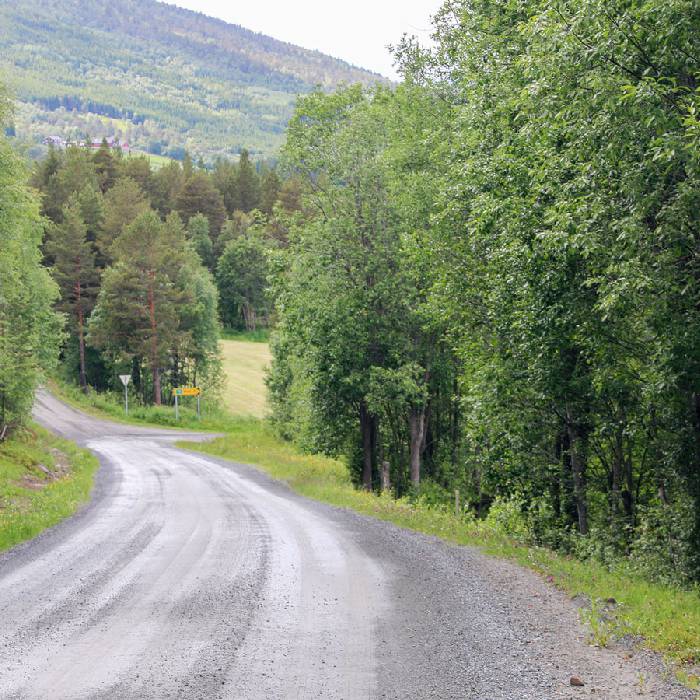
[
  {"left": 175, "top": 394, "right": 179, "bottom": 421},
  {"left": 119, "top": 374, "right": 131, "bottom": 415},
  {"left": 196, "top": 395, "right": 200, "bottom": 420}
]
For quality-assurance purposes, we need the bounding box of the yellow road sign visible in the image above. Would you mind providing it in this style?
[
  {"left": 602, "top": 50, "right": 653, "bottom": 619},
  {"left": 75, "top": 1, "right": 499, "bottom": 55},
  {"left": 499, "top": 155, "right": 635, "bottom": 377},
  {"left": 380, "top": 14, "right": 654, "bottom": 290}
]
[{"left": 172, "top": 387, "right": 201, "bottom": 397}]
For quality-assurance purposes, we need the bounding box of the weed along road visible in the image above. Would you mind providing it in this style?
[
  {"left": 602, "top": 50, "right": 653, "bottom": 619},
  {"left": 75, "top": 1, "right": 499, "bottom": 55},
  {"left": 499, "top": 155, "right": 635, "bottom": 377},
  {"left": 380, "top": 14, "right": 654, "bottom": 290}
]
[{"left": 0, "top": 392, "right": 692, "bottom": 700}]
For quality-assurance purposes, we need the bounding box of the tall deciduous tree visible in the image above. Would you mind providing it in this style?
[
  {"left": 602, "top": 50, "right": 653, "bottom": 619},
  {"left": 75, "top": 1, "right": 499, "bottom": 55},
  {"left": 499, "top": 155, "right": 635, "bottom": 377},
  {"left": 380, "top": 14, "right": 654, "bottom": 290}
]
[
  {"left": 0, "top": 97, "right": 61, "bottom": 433},
  {"left": 216, "top": 229, "right": 269, "bottom": 331},
  {"left": 187, "top": 213, "right": 214, "bottom": 271}
]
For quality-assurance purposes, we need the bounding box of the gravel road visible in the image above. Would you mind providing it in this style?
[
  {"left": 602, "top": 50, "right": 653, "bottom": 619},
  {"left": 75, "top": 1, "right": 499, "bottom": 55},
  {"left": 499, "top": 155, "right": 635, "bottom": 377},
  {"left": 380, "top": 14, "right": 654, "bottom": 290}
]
[{"left": 0, "top": 390, "right": 694, "bottom": 699}]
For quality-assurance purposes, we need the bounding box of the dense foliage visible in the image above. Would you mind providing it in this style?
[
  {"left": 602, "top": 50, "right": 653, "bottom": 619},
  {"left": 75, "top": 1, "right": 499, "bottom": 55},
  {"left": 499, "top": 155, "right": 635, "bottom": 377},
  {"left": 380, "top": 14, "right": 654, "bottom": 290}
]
[
  {"left": 270, "top": 0, "right": 700, "bottom": 585},
  {"left": 0, "top": 94, "right": 61, "bottom": 435},
  {"left": 0, "top": 0, "right": 384, "bottom": 161},
  {"left": 31, "top": 139, "right": 299, "bottom": 404}
]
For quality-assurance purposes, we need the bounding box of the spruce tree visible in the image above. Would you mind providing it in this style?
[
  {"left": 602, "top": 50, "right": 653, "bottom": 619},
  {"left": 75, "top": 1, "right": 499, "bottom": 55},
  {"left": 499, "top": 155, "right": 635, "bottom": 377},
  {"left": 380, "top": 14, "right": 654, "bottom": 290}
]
[
  {"left": 99, "top": 177, "right": 150, "bottom": 266},
  {"left": 236, "top": 149, "right": 260, "bottom": 213},
  {"left": 93, "top": 138, "right": 118, "bottom": 192},
  {"left": 260, "top": 169, "right": 281, "bottom": 216}
]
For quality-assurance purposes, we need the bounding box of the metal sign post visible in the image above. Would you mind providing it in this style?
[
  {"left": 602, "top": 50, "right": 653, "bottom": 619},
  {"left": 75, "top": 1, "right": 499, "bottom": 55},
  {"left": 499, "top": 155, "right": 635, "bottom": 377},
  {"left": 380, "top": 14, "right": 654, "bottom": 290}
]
[
  {"left": 172, "top": 387, "right": 201, "bottom": 421},
  {"left": 119, "top": 374, "right": 131, "bottom": 415}
]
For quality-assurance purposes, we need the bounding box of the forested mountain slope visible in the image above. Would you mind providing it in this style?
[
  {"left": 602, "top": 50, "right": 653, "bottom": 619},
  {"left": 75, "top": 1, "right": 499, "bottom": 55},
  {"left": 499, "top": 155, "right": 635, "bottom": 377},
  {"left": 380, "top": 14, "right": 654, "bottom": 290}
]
[{"left": 0, "top": 0, "right": 384, "bottom": 160}]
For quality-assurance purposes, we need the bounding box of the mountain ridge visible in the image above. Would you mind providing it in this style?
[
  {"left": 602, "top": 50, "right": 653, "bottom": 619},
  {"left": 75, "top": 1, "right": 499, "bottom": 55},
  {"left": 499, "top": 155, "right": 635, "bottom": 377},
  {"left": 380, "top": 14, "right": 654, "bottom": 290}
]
[{"left": 0, "top": 0, "right": 385, "bottom": 161}]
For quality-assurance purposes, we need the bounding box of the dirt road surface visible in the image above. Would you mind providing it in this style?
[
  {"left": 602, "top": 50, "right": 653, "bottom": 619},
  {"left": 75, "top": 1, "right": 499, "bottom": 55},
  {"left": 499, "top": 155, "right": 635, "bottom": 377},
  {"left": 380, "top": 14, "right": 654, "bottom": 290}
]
[{"left": 0, "top": 391, "right": 693, "bottom": 699}]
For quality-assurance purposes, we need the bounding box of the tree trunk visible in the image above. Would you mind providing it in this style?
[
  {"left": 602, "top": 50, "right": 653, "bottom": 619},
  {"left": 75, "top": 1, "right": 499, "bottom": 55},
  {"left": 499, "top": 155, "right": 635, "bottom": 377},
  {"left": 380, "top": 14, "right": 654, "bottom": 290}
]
[
  {"left": 691, "top": 391, "right": 700, "bottom": 562},
  {"left": 75, "top": 269, "right": 88, "bottom": 393},
  {"left": 77, "top": 299, "right": 88, "bottom": 393},
  {"left": 359, "top": 401, "right": 373, "bottom": 491},
  {"left": 242, "top": 302, "right": 257, "bottom": 332},
  {"left": 148, "top": 272, "right": 161, "bottom": 405},
  {"left": 567, "top": 422, "right": 589, "bottom": 536},
  {"left": 409, "top": 407, "right": 426, "bottom": 488},
  {"left": 552, "top": 433, "right": 562, "bottom": 520},
  {"left": 611, "top": 428, "right": 623, "bottom": 522},
  {"left": 561, "top": 429, "right": 577, "bottom": 527},
  {"left": 451, "top": 376, "right": 460, "bottom": 468},
  {"left": 610, "top": 420, "right": 634, "bottom": 529},
  {"left": 381, "top": 460, "right": 391, "bottom": 493}
]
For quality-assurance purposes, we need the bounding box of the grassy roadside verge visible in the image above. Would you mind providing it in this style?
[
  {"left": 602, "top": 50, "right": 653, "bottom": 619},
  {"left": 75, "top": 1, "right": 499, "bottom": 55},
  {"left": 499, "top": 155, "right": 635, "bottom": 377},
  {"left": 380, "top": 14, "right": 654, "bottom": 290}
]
[
  {"left": 48, "top": 378, "right": 232, "bottom": 432},
  {"left": 183, "top": 427, "right": 700, "bottom": 688},
  {"left": 49, "top": 378, "right": 699, "bottom": 687},
  {"left": 0, "top": 423, "right": 98, "bottom": 553}
]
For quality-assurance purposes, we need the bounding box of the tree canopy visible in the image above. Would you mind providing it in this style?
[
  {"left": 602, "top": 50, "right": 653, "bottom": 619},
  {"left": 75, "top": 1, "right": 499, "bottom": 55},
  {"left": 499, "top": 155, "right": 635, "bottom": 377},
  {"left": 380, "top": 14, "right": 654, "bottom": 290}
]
[
  {"left": 0, "top": 97, "right": 61, "bottom": 434},
  {"left": 269, "top": 0, "right": 700, "bottom": 585}
]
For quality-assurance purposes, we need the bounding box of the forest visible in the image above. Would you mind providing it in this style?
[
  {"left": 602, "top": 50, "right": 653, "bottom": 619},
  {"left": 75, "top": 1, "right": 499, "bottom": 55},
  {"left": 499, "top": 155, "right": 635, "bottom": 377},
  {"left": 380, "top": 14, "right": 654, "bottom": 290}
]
[
  {"left": 1, "top": 0, "right": 699, "bottom": 592},
  {"left": 268, "top": 0, "right": 700, "bottom": 586},
  {"left": 5, "top": 136, "right": 296, "bottom": 408}
]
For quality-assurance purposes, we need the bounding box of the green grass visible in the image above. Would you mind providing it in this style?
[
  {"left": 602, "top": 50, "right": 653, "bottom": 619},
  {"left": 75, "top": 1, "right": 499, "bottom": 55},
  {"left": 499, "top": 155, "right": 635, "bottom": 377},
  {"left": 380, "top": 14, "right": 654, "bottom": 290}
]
[
  {"left": 220, "top": 328, "right": 271, "bottom": 343},
  {"left": 0, "top": 423, "right": 99, "bottom": 552},
  {"left": 137, "top": 151, "right": 175, "bottom": 170},
  {"left": 49, "top": 378, "right": 232, "bottom": 433},
  {"left": 220, "top": 338, "right": 271, "bottom": 419}
]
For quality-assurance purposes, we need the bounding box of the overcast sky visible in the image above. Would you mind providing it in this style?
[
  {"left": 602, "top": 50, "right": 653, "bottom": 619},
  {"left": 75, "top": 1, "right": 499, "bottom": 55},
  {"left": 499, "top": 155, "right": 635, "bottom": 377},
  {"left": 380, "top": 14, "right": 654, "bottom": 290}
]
[{"left": 163, "top": 1, "right": 442, "bottom": 80}]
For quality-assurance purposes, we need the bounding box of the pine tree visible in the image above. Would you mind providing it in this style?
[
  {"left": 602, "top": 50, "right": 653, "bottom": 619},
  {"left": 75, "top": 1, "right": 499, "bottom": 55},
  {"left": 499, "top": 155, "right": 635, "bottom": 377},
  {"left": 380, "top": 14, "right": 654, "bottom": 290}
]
[
  {"left": 41, "top": 146, "right": 98, "bottom": 223},
  {"left": 119, "top": 155, "right": 153, "bottom": 197},
  {"left": 176, "top": 172, "right": 226, "bottom": 235},
  {"left": 89, "top": 211, "right": 192, "bottom": 405},
  {"left": 46, "top": 198, "right": 98, "bottom": 391},
  {"left": 151, "top": 160, "right": 184, "bottom": 216}
]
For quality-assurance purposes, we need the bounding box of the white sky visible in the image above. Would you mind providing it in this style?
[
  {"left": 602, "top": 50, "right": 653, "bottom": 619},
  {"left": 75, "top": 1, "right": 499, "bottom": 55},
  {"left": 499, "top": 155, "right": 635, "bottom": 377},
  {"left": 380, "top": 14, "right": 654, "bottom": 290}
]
[{"left": 163, "top": 0, "right": 442, "bottom": 80}]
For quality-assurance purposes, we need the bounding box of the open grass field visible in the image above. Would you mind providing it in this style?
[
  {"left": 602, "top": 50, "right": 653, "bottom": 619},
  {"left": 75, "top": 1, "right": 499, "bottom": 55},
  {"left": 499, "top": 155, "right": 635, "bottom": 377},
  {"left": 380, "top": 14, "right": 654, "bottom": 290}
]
[
  {"left": 137, "top": 151, "right": 175, "bottom": 170},
  {"left": 220, "top": 339, "right": 272, "bottom": 419}
]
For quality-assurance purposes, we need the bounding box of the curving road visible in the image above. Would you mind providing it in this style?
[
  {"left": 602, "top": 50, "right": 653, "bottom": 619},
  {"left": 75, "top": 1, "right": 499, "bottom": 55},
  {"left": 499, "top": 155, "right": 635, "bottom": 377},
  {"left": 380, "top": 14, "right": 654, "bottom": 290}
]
[{"left": 0, "top": 391, "right": 694, "bottom": 699}]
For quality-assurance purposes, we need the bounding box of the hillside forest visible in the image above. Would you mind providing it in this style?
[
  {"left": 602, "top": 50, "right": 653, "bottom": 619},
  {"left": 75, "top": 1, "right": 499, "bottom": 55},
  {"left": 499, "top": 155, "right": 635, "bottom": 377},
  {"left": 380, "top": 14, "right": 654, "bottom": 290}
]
[
  {"left": 0, "top": 0, "right": 383, "bottom": 161},
  {"left": 1, "top": 0, "right": 699, "bottom": 589}
]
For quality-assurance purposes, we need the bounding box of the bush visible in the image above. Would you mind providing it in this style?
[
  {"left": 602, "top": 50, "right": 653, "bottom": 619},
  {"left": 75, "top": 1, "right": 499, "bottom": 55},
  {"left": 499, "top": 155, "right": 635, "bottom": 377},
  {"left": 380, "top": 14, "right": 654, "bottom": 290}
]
[
  {"left": 629, "top": 499, "right": 695, "bottom": 587},
  {"left": 484, "top": 495, "right": 531, "bottom": 541}
]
